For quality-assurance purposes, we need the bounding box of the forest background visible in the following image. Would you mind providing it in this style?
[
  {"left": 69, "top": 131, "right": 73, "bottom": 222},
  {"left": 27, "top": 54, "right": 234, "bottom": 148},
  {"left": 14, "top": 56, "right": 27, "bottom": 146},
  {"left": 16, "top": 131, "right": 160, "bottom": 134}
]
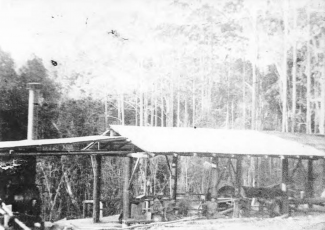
[{"left": 0, "top": 0, "right": 325, "bottom": 221}]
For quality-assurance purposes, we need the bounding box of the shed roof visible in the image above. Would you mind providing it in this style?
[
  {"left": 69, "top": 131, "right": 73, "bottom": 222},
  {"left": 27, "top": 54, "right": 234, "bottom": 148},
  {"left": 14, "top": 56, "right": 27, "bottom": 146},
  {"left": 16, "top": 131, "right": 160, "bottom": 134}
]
[
  {"left": 0, "top": 135, "right": 125, "bottom": 150},
  {"left": 110, "top": 125, "right": 325, "bottom": 158}
]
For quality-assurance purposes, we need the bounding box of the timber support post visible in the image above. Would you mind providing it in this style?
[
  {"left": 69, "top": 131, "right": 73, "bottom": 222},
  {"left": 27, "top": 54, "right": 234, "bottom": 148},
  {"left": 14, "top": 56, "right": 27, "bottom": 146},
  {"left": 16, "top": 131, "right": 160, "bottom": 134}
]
[
  {"left": 172, "top": 154, "right": 178, "bottom": 201},
  {"left": 281, "top": 157, "right": 289, "bottom": 214},
  {"left": 235, "top": 156, "right": 242, "bottom": 197},
  {"left": 307, "top": 159, "right": 314, "bottom": 208},
  {"left": 92, "top": 154, "right": 102, "bottom": 223},
  {"left": 122, "top": 157, "right": 132, "bottom": 224},
  {"left": 211, "top": 157, "right": 219, "bottom": 198},
  {"left": 323, "top": 159, "right": 325, "bottom": 194},
  {"left": 233, "top": 156, "right": 242, "bottom": 218}
]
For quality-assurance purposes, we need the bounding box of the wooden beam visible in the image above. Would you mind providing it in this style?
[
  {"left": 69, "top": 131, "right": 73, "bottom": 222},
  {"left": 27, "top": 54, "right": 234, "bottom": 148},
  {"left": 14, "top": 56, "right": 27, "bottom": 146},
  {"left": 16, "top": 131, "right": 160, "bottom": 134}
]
[
  {"left": 82, "top": 130, "right": 111, "bottom": 150},
  {"left": 144, "top": 158, "right": 148, "bottom": 196},
  {"left": 153, "top": 153, "right": 322, "bottom": 160},
  {"left": 211, "top": 157, "right": 219, "bottom": 198},
  {"left": 165, "top": 155, "right": 172, "bottom": 174},
  {"left": 127, "top": 152, "right": 152, "bottom": 158},
  {"left": 128, "top": 158, "right": 141, "bottom": 190},
  {"left": 171, "top": 154, "right": 178, "bottom": 201},
  {"left": 0, "top": 150, "right": 133, "bottom": 156},
  {"left": 233, "top": 157, "right": 242, "bottom": 218},
  {"left": 236, "top": 157, "right": 243, "bottom": 197},
  {"left": 307, "top": 159, "right": 314, "bottom": 208},
  {"left": 281, "top": 157, "right": 289, "bottom": 214},
  {"left": 291, "top": 197, "right": 325, "bottom": 206},
  {"left": 92, "top": 155, "right": 102, "bottom": 223},
  {"left": 123, "top": 157, "right": 131, "bottom": 221},
  {"left": 323, "top": 159, "right": 325, "bottom": 192}
]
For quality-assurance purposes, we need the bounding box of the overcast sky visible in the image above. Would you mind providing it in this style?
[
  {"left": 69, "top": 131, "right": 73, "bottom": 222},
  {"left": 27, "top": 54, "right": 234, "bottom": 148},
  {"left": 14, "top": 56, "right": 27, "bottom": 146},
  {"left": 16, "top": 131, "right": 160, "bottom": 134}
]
[{"left": 0, "top": 0, "right": 156, "bottom": 69}]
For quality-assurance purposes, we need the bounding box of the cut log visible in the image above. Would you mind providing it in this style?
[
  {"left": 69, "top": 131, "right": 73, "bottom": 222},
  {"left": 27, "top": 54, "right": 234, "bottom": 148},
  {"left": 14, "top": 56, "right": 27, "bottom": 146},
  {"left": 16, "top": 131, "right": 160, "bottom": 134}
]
[
  {"left": 290, "top": 197, "right": 325, "bottom": 206},
  {"left": 219, "top": 208, "right": 233, "bottom": 215},
  {"left": 242, "top": 186, "right": 284, "bottom": 199}
]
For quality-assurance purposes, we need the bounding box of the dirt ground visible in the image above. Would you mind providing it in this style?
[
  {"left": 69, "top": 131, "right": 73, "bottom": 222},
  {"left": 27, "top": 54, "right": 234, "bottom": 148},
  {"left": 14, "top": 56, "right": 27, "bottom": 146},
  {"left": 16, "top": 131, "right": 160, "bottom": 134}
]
[
  {"left": 49, "top": 211, "right": 325, "bottom": 230},
  {"left": 142, "top": 213, "right": 325, "bottom": 230}
]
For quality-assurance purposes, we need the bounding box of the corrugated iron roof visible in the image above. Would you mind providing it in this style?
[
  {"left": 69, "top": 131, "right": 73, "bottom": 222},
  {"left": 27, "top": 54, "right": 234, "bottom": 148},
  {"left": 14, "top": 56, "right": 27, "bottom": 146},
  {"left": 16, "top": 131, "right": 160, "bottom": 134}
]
[
  {"left": 0, "top": 136, "right": 125, "bottom": 150},
  {"left": 110, "top": 125, "right": 325, "bottom": 158}
]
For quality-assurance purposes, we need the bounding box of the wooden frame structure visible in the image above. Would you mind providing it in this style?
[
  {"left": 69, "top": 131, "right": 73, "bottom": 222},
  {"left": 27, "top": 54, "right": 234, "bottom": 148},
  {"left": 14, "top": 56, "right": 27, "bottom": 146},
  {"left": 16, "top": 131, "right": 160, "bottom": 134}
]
[
  {"left": 1, "top": 125, "right": 325, "bottom": 224},
  {"left": 108, "top": 125, "right": 325, "bottom": 223}
]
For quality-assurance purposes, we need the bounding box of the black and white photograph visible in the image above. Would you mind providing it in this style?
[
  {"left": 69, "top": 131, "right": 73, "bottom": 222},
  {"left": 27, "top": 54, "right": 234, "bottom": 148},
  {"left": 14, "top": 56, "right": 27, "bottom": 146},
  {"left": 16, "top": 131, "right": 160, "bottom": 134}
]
[{"left": 0, "top": 0, "right": 325, "bottom": 229}]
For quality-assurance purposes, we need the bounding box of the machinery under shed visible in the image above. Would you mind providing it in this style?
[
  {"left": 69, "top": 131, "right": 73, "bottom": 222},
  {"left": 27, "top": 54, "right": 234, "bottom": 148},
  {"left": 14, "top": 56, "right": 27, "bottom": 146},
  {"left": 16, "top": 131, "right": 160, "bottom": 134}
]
[{"left": 1, "top": 125, "right": 325, "bottom": 229}]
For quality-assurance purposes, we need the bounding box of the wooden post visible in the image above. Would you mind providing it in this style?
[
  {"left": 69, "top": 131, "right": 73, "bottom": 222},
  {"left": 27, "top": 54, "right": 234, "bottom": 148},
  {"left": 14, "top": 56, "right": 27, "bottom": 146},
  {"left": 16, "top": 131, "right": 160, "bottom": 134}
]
[
  {"left": 83, "top": 202, "right": 87, "bottom": 218},
  {"left": 281, "top": 157, "right": 289, "bottom": 214},
  {"left": 307, "top": 159, "right": 314, "bottom": 208},
  {"left": 144, "top": 158, "right": 149, "bottom": 196},
  {"left": 129, "top": 158, "right": 133, "bottom": 217},
  {"left": 323, "top": 159, "right": 325, "bottom": 192},
  {"left": 211, "top": 157, "right": 219, "bottom": 198},
  {"left": 123, "top": 157, "right": 131, "bottom": 222},
  {"left": 172, "top": 154, "right": 178, "bottom": 201},
  {"left": 92, "top": 155, "right": 102, "bottom": 223},
  {"left": 236, "top": 157, "right": 242, "bottom": 197},
  {"left": 233, "top": 157, "right": 242, "bottom": 218}
]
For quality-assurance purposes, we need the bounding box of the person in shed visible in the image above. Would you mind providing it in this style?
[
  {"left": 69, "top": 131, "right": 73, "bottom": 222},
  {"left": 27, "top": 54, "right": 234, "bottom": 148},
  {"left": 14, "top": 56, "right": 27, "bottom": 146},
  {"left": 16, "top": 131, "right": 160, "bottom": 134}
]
[
  {"left": 202, "top": 197, "right": 219, "bottom": 219},
  {"left": 164, "top": 200, "right": 178, "bottom": 221},
  {"left": 152, "top": 197, "right": 164, "bottom": 221}
]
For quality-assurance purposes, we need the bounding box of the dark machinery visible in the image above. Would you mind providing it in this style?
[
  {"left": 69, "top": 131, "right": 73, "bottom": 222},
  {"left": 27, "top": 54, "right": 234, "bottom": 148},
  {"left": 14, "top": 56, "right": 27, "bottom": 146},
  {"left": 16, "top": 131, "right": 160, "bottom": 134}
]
[{"left": 0, "top": 156, "right": 43, "bottom": 229}]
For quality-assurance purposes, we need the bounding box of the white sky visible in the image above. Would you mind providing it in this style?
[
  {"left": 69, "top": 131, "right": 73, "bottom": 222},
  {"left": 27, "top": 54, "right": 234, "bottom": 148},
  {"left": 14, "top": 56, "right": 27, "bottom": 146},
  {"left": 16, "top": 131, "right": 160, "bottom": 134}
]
[
  {"left": 0, "top": 0, "right": 155, "bottom": 68},
  {"left": 0, "top": 0, "right": 166, "bottom": 98}
]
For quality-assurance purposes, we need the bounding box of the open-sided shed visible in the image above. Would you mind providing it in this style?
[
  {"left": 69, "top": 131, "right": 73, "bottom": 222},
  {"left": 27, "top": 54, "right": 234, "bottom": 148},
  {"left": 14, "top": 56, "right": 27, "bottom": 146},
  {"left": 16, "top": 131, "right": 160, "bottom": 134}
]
[
  {"left": 108, "top": 125, "right": 325, "bottom": 220},
  {"left": 1, "top": 125, "right": 325, "bottom": 224}
]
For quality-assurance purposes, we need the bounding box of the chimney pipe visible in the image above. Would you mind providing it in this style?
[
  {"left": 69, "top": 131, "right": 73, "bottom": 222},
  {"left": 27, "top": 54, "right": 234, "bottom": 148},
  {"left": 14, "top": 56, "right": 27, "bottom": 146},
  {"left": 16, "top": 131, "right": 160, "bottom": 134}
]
[{"left": 27, "top": 83, "right": 42, "bottom": 140}]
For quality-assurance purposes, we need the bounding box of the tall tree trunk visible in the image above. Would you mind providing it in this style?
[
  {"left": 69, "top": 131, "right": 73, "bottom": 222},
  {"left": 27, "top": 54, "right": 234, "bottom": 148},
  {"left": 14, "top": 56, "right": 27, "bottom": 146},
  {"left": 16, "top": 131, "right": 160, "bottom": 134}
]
[
  {"left": 201, "top": 57, "right": 205, "bottom": 116},
  {"left": 161, "top": 93, "right": 164, "bottom": 127},
  {"left": 226, "top": 102, "right": 229, "bottom": 129},
  {"left": 117, "top": 95, "right": 121, "bottom": 124},
  {"left": 61, "top": 157, "right": 81, "bottom": 216},
  {"left": 121, "top": 93, "right": 125, "bottom": 125},
  {"left": 251, "top": 10, "right": 257, "bottom": 130},
  {"left": 252, "top": 64, "right": 257, "bottom": 130},
  {"left": 306, "top": 6, "right": 312, "bottom": 134},
  {"left": 231, "top": 100, "right": 234, "bottom": 129},
  {"left": 243, "top": 61, "right": 246, "bottom": 129},
  {"left": 155, "top": 84, "right": 158, "bottom": 127},
  {"left": 144, "top": 93, "right": 148, "bottom": 127},
  {"left": 135, "top": 92, "right": 138, "bottom": 126},
  {"left": 104, "top": 95, "right": 108, "bottom": 129},
  {"left": 226, "top": 63, "right": 230, "bottom": 129},
  {"left": 140, "top": 92, "right": 144, "bottom": 127},
  {"left": 282, "top": 0, "right": 288, "bottom": 132},
  {"left": 291, "top": 7, "right": 297, "bottom": 133},
  {"left": 319, "top": 33, "right": 325, "bottom": 134},
  {"left": 168, "top": 81, "right": 174, "bottom": 127},
  {"left": 151, "top": 91, "right": 154, "bottom": 126},
  {"left": 184, "top": 98, "right": 188, "bottom": 127},
  {"left": 192, "top": 79, "right": 196, "bottom": 127},
  {"left": 177, "top": 88, "right": 180, "bottom": 127}
]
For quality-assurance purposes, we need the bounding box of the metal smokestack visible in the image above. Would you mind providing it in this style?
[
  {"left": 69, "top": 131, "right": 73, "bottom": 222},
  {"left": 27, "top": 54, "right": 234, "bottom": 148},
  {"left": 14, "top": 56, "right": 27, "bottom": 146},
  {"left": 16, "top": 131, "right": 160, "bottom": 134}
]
[{"left": 27, "top": 83, "right": 42, "bottom": 140}]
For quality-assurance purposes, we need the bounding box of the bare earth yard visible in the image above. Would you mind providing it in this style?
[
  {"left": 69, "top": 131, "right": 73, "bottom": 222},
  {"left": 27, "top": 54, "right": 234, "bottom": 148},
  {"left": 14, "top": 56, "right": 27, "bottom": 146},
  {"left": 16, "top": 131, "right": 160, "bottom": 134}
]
[{"left": 144, "top": 213, "right": 325, "bottom": 230}]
